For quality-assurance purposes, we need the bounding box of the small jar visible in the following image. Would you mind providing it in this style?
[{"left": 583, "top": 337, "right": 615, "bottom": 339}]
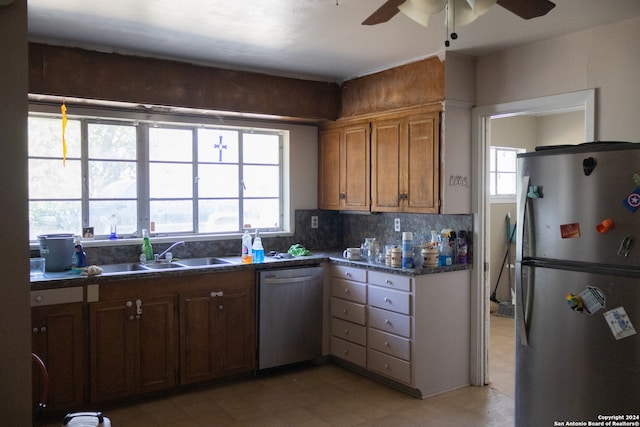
[
  {"left": 390, "top": 247, "right": 402, "bottom": 268},
  {"left": 422, "top": 243, "right": 439, "bottom": 267}
]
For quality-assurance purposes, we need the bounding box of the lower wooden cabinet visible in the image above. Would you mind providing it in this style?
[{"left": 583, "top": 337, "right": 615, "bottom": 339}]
[
  {"left": 89, "top": 294, "right": 177, "bottom": 404},
  {"left": 179, "top": 274, "right": 255, "bottom": 385},
  {"left": 31, "top": 300, "right": 84, "bottom": 417}
]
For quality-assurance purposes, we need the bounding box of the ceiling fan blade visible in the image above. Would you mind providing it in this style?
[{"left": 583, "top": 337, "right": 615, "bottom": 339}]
[
  {"left": 497, "top": 0, "right": 555, "bottom": 19},
  {"left": 362, "top": 0, "right": 407, "bottom": 25}
]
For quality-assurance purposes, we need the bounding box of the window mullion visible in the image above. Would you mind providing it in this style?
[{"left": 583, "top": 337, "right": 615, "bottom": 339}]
[
  {"left": 137, "top": 122, "right": 150, "bottom": 235},
  {"left": 192, "top": 127, "right": 199, "bottom": 233},
  {"left": 81, "top": 119, "right": 89, "bottom": 228}
]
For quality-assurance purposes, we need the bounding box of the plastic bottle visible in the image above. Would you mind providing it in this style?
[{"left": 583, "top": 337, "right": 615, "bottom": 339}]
[
  {"left": 401, "top": 231, "right": 414, "bottom": 268},
  {"left": 252, "top": 230, "right": 264, "bottom": 263},
  {"left": 74, "top": 235, "right": 87, "bottom": 268},
  {"left": 439, "top": 233, "right": 452, "bottom": 266},
  {"left": 141, "top": 229, "right": 154, "bottom": 261},
  {"left": 109, "top": 214, "right": 118, "bottom": 240},
  {"left": 457, "top": 230, "right": 468, "bottom": 264},
  {"left": 241, "top": 229, "right": 253, "bottom": 264}
]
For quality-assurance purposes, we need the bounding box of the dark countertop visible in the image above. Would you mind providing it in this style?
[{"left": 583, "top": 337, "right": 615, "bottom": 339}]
[{"left": 30, "top": 251, "right": 472, "bottom": 290}]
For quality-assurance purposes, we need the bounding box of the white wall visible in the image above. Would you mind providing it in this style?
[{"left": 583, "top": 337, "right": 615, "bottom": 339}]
[
  {"left": 0, "top": 0, "right": 31, "bottom": 424},
  {"left": 537, "top": 111, "right": 585, "bottom": 146},
  {"left": 477, "top": 16, "right": 640, "bottom": 141}
]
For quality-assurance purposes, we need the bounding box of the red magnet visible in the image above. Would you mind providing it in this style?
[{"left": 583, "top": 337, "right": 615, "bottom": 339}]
[{"left": 596, "top": 219, "right": 614, "bottom": 234}]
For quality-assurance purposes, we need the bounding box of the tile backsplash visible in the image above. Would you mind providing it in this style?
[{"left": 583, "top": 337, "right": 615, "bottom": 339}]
[{"left": 32, "top": 210, "right": 472, "bottom": 265}]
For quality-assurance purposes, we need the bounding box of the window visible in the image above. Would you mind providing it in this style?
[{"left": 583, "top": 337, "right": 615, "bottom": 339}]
[
  {"left": 489, "top": 146, "right": 525, "bottom": 198},
  {"left": 28, "top": 108, "right": 284, "bottom": 241}
]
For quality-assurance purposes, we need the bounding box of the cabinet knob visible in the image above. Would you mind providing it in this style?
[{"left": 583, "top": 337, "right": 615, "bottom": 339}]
[
  {"left": 384, "top": 341, "right": 389, "bottom": 347},
  {"left": 219, "top": 305, "right": 224, "bottom": 311},
  {"left": 33, "top": 327, "right": 39, "bottom": 333},
  {"left": 126, "top": 301, "right": 133, "bottom": 308},
  {"left": 136, "top": 315, "right": 140, "bottom": 320},
  {"left": 384, "top": 297, "right": 390, "bottom": 303},
  {"left": 40, "top": 327, "right": 46, "bottom": 333},
  {"left": 129, "top": 315, "right": 134, "bottom": 321},
  {"left": 345, "top": 272, "right": 351, "bottom": 278},
  {"left": 344, "top": 288, "right": 350, "bottom": 293},
  {"left": 35, "top": 295, "right": 43, "bottom": 302},
  {"left": 385, "top": 279, "right": 392, "bottom": 285},
  {"left": 344, "top": 329, "right": 349, "bottom": 335},
  {"left": 385, "top": 363, "right": 390, "bottom": 369},
  {"left": 343, "top": 349, "right": 349, "bottom": 355},
  {"left": 343, "top": 309, "right": 348, "bottom": 314},
  {"left": 385, "top": 319, "right": 390, "bottom": 325}
]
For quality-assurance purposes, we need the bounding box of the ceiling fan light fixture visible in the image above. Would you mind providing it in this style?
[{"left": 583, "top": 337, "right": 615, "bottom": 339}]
[
  {"left": 447, "top": 0, "right": 495, "bottom": 28},
  {"left": 398, "top": 0, "right": 446, "bottom": 26},
  {"left": 465, "top": 0, "right": 497, "bottom": 16}
]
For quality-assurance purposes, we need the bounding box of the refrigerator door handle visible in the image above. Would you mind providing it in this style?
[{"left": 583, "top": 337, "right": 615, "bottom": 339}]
[{"left": 516, "top": 175, "right": 530, "bottom": 346}]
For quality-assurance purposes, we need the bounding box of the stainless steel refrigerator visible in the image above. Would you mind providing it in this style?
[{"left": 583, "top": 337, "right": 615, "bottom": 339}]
[{"left": 515, "top": 142, "right": 640, "bottom": 426}]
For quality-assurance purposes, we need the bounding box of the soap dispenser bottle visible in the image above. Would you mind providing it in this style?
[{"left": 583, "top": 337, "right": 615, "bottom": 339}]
[
  {"left": 74, "top": 235, "right": 87, "bottom": 268},
  {"left": 141, "top": 229, "right": 154, "bottom": 261},
  {"left": 252, "top": 229, "right": 264, "bottom": 263}
]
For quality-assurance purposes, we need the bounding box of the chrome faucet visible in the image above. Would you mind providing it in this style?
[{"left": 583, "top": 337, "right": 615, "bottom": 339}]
[{"left": 154, "top": 241, "right": 185, "bottom": 262}]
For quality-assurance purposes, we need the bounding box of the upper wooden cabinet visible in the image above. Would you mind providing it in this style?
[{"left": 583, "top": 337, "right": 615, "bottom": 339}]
[
  {"left": 371, "top": 109, "right": 440, "bottom": 213},
  {"left": 318, "top": 120, "right": 370, "bottom": 211}
]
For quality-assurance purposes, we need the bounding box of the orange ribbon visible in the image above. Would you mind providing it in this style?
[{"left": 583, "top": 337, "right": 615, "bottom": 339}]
[{"left": 61, "top": 103, "right": 67, "bottom": 166}]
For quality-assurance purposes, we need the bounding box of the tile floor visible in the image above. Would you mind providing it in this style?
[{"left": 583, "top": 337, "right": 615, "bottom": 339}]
[{"left": 44, "top": 315, "right": 515, "bottom": 426}]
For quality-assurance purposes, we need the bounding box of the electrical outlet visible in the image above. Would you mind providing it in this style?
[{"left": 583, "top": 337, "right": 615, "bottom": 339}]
[
  {"left": 311, "top": 215, "right": 318, "bottom": 229},
  {"left": 394, "top": 218, "right": 401, "bottom": 232}
]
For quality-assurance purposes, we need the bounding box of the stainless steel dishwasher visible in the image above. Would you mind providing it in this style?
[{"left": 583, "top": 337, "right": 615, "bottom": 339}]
[{"left": 258, "top": 266, "right": 324, "bottom": 370}]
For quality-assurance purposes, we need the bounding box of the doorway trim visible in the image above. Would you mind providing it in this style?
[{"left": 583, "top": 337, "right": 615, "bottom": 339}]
[{"left": 469, "top": 89, "right": 596, "bottom": 386}]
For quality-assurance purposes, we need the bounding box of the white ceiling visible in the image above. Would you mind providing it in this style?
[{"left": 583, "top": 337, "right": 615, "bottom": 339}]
[{"left": 27, "top": 0, "right": 640, "bottom": 83}]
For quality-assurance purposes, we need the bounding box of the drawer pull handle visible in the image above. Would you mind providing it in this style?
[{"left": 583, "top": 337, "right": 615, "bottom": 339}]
[
  {"left": 386, "top": 279, "right": 392, "bottom": 285},
  {"left": 385, "top": 319, "right": 390, "bottom": 325},
  {"left": 384, "top": 341, "right": 389, "bottom": 346},
  {"left": 385, "top": 363, "right": 390, "bottom": 369},
  {"left": 345, "top": 272, "right": 351, "bottom": 277},
  {"left": 343, "top": 309, "right": 348, "bottom": 314},
  {"left": 344, "top": 288, "right": 350, "bottom": 293},
  {"left": 343, "top": 349, "right": 349, "bottom": 355},
  {"left": 384, "top": 297, "right": 390, "bottom": 303},
  {"left": 344, "top": 329, "right": 349, "bottom": 335}
]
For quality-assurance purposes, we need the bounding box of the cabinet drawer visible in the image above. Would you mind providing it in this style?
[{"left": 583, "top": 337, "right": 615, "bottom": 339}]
[
  {"left": 368, "top": 271, "right": 411, "bottom": 291},
  {"left": 367, "top": 349, "right": 411, "bottom": 384},
  {"left": 332, "top": 317, "right": 366, "bottom": 346},
  {"left": 368, "top": 286, "right": 411, "bottom": 315},
  {"left": 368, "top": 328, "right": 411, "bottom": 361},
  {"left": 331, "top": 297, "right": 366, "bottom": 325},
  {"left": 368, "top": 306, "right": 411, "bottom": 338},
  {"left": 31, "top": 287, "right": 83, "bottom": 307},
  {"left": 331, "top": 336, "right": 366, "bottom": 367},
  {"left": 332, "top": 278, "right": 366, "bottom": 304},
  {"left": 332, "top": 265, "right": 367, "bottom": 283}
]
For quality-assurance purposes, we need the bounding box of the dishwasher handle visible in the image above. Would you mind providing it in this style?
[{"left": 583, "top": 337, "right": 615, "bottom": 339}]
[{"left": 263, "top": 275, "right": 319, "bottom": 285}]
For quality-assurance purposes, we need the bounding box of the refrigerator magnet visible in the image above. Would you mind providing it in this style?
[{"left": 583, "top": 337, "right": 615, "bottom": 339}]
[
  {"left": 560, "top": 223, "right": 581, "bottom": 239},
  {"left": 604, "top": 307, "right": 637, "bottom": 340},
  {"left": 579, "top": 286, "right": 605, "bottom": 315},
  {"left": 622, "top": 187, "right": 640, "bottom": 212}
]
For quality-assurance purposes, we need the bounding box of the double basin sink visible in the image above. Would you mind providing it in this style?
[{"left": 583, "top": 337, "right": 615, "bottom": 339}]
[{"left": 99, "top": 257, "right": 233, "bottom": 275}]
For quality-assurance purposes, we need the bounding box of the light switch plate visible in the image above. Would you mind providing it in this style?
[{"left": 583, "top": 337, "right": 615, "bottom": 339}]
[{"left": 311, "top": 216, "right": 318, "bottom": 229}]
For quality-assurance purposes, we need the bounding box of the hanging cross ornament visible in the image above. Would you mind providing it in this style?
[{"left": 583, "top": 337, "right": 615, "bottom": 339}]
[{"left": 214, "top": 135, "right": 227, "bottom": 162}]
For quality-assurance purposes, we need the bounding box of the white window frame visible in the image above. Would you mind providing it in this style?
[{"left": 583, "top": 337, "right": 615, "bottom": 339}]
[
  {"left": 27, "top": 102, "right": 288, "bottom": 243},
  {"left": 488, "top": 146, "right": 525, "bottom": 202}
]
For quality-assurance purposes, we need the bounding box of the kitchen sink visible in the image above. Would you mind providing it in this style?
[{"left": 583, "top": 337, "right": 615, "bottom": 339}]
[
  {"left": 142, "top": 262, "right": 186, "bottom": 270},
  {"left": 175, "top": 257, "right": 232, "bottom": 267},
  {"left": 99, "top": 263, "right": 150, "bottom": 273}
]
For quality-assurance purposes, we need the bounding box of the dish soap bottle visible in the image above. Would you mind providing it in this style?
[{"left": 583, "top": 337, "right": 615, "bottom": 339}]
[
  {"left": 74, "top": 235, "right": 87, "bottom": 268},
  {"left": 252, "top": 230, "right": 264, "bottom": 263},
  {"left": 141, "top": 229, "right": 154, "bottom": 261},
  {"left": 241, "top": 229, "right": 253, "bottom": 264}
]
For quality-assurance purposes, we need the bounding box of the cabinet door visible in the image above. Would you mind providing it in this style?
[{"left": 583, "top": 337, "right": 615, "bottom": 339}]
[
  {"left": 343, "top": 124, "right": 370, "bottom": 211},
  {"left": 90, "top": 300, "right": 135, "bottom": 403},
  {"left": 371, "top": 118, "right": 403, "bottom": 211},
  {"left": 405, "top": 112, "right": 440, "bottom": 213},
  {"left": 32, "top": 303, "right": 84, "bottom": 416},
  {"left": 180, "top": 283, "right": 254, "bottom": 384},
  {"left": 138, "top": 295, "right": 177, "bottom": 394},
  {"left": 318, "top": 128, "right": 342, "bottom": 210},
  {"left": 90, "top": 295, "right": 176, "bottom": 403}
]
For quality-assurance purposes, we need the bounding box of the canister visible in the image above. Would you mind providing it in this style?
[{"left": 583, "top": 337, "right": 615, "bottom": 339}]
[
  {"left": 422, "top": 242, "right": 439, "bottom": 267},
  {"left": 390, "top": 247, "right": 402, "bottom": 268}
]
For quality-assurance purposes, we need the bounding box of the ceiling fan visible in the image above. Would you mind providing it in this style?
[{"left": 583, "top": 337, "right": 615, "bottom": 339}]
[{"left": 362, "top": 0, "right": 556, "bottom": 26}]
